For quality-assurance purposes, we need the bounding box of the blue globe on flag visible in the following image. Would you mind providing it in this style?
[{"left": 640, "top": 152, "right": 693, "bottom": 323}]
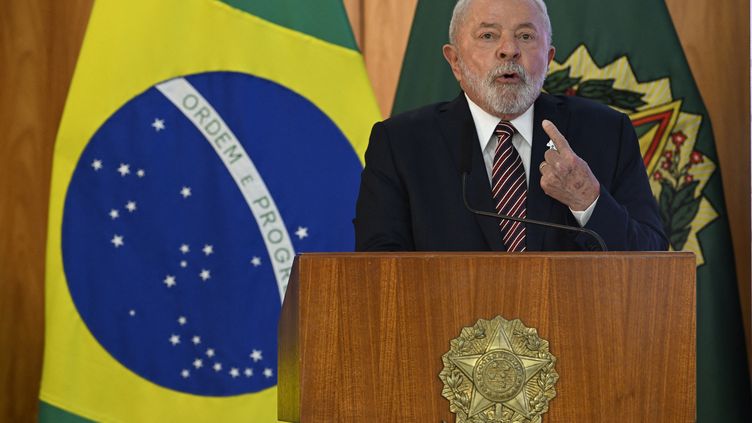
[{"left": 61, "top": 72, "right": 362, "bottom": 396}]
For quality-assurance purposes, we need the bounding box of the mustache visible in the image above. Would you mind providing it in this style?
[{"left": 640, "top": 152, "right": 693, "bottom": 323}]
[{"left": 487, "top": 62, "right": 528, "bottom": 83}]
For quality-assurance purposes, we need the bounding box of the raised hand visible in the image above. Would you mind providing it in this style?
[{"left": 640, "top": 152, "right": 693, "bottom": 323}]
[{"left": 538, "top": 120, "right": 600, "bottom": 211}]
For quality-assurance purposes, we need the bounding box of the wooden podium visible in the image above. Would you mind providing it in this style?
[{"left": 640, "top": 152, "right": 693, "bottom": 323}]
[{"left": 278, "top": 252, "right": 696, "bottom": 422}]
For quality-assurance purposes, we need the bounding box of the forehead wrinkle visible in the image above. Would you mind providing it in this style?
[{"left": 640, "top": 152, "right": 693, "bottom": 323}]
[{"left": 477, "top": 22, "right": 501, "bottom": 29}]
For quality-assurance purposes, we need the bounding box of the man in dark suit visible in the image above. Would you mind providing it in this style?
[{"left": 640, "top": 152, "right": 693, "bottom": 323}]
[{"left": 354, "top": 0, "right": 667, "bottom": 252}]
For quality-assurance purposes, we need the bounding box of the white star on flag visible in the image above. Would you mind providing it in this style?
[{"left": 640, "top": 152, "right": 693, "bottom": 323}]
[
  {"left": 125, "top": 201, "right": 137, "bottom": 212},
  {"left": 250, "top": 349, "right": 263, "bottom": 362},
  {"left": 137, "top": 169, "right": 145, "bottom": 177},
  {"left": 109, "top": 209, "right": 120, "bottom": 220},
  {"left": 180, "top": 260, "right": 188, "bottom": 268},
  {"left": 181, "top": 369, "right": 190, "bottom": 379},
  {"left": 199, "top": 269, "right": 211, "bottom": 281},
  {"left": 180, "top": 186, "right": 192, "bottom": 198},
  {"left": 193, "top": 359, "right": 203, "bottom": 369},
  {"left": 91, "top": 159, "right": 103, "bottom": 171},
  {"left": 244, "top": 368, "right": 253, "bottom": 377},
  {"left": 230, "top": 368, "right": 240, "bottom": 378},
  {"left": 178, "top": 316, "right": 187, "bottom": 325},
  {"left": 111, "top": 235, "right": 124, "bottom": 248},
  {"left": 202, "top": 244, "right": 214, "bottom": 256},
  {"left": 295, "top": 226, "right": 309, "bottom": 239},
  {"left": 213, "top": 363, "right": 222, "bottom": 372},
  {"left": 169, "top": 334, "right": 181, "bottom": 346},
  {"left": 206, "top": 348, "right": 215, "bottom": 358},
  {"left": 192, "top": 336, "right": 201, "bottom": 345},
  {"left": 163, "top": 275, "right": 176, "bottom": 288},
  {"left": 117, "top": 163, "right": 131, "bottom": 177},
  {"left": 152, "top": 118, "right": 165, "bottom": 131},
  {"left": 263, "top": 368, "right": 274, "bottom": 378},
  {"left": 250, "top": 256, "right": 262, "bottom": 267},
  {"left": 180, "top": 244, "right": 190, "bottom": 254},
  {"left": 129, "top": 309, "right": 136, "bottom": 317}
]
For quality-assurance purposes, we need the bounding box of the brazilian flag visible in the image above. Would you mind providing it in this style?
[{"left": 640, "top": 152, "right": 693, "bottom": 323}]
[
  {"left": 40, "top": 0, "right": 380, "bottom": 421},
  {"left": 395, "top": 0, "right": 750, "bottom": 421}
]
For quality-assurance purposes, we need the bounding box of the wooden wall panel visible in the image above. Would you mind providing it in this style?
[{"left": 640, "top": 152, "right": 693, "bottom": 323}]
[
  {"left": 0, "top": 0, "right": 93, "bottom": 421},
  {"left": 360, "top": 0, "right": 419, "bottom": 117},
  {"left": 0, "top": 0, "right": 748, "bottom": 420},
  {"left": 344, "top": 0, "right": 418, "bottom": 117},
  {"left": 665, "top": 0, "right": 752, "bottom": 359}
]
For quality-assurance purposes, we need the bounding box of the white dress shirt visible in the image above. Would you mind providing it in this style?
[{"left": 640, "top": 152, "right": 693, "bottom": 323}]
[{"left": 465, "top": 94, "right": 597, "bottom": 226}]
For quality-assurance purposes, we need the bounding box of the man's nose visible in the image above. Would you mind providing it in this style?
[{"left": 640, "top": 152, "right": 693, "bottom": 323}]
[{"left": 497, "top": 35, "right": 521, "bottom": 60}]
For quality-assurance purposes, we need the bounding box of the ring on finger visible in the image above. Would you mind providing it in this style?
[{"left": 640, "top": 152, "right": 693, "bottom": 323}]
[{"left": 539, "top": 161, "right": 548, "bottom": 171}]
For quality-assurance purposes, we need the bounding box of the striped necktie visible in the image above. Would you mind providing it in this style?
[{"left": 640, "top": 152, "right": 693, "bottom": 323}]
[{"left": 491, "top": 121, "right": 527, "bottom": 251}]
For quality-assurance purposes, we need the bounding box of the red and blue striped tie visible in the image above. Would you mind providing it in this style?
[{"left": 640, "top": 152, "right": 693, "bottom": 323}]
[{"left": 491, "top": 121, "right": 527, "bottom": 251}]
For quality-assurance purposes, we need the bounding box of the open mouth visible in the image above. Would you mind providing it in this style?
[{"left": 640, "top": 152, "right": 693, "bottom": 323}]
[{"left": 496, "top": 72, "right": 521, "bottom": 83}]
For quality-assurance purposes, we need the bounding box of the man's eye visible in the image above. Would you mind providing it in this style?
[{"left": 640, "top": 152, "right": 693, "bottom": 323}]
[
  {"left": 480, "top": 33, "right": 495, "bottom": 40},
  {"left": 518, "top": 33, "right": 534, "bottom": 41}
]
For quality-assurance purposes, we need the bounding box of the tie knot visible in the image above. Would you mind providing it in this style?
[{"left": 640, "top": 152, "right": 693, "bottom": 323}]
[{"left": 495, "top": 121, "right": 516, "bottom": 138}]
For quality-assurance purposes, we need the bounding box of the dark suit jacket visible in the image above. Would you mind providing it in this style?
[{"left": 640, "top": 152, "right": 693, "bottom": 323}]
[{"left": 354, "top": 93, "right": 668, "bottom": 252}]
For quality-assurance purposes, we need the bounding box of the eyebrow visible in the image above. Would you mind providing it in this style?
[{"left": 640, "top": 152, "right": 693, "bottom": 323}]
[{"left": 478, "top": 22, "right": 539, "bottom": 32}]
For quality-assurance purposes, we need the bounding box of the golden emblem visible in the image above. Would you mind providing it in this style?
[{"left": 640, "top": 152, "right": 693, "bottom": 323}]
[{"left": 439, "top": 316, "right": 558, "bottom": 423}]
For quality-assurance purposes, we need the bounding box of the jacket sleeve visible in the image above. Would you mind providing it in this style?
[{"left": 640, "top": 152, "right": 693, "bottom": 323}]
[
  {"left": 576, "top": 113, "right": 669, "bottom": 251},
  {"left": 353, "top": 122, "right": 415, "bottom": 251}
]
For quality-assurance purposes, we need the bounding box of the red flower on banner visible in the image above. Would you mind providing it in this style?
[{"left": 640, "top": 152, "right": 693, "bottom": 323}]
[
  {"left": 671, "top": 131, "right": 687, "bottom": 146},
  {"left": 690, "top": 151, "right": 704, "bottom": 164}
]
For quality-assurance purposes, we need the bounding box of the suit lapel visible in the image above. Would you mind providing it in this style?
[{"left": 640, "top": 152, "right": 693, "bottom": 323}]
[
  {"left": 528, "top": 93, "right": 569, "bottom": 250},
  {"left": 436, "top": 94, "right": 505, "bottom": 251}
]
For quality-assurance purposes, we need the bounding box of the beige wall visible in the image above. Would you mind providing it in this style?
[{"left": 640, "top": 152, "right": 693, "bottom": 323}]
[{"left": 1, "top": 0, "right": 748, "bottom": 420}]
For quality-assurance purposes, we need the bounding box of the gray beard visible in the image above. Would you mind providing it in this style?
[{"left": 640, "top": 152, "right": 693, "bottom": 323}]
[{"left": 459, "top": 60, "right": 546, "bottom": 117}]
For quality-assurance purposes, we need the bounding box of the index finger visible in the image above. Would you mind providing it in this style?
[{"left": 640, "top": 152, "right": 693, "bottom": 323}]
[{"left": 542, "top": 119, "right": 572, "bottom": 154}]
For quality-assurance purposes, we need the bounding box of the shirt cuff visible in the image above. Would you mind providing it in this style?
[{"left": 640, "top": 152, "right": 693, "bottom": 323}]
[{"left": 570, "top": 196, "right": 599, "bottom": 227}]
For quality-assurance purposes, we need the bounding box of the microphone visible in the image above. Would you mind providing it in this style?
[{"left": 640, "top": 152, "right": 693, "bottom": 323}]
[{"left": 459, "top": 135, "right": 608, "bottom": 252}]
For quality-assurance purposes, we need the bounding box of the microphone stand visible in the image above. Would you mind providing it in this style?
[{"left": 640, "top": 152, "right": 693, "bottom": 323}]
[{"left": 461, "top": 172, "right": 608, "bottom": 251}]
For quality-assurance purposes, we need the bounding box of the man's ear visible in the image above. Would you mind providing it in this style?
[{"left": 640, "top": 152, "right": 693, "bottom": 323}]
[
  {"left": 443, "top": 44, "right": 463, "bottom": 82},
  {"left": 547, "top": 45, "right": 556, "bottom": 65}
]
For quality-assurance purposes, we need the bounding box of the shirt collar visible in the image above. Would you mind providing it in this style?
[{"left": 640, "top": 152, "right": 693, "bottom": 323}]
[{"left": 465, "top": 93, "right": 534, "bottom": 151}]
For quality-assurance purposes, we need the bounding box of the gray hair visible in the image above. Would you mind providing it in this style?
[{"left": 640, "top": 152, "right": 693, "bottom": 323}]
[{"left": 448, "top": 0, "right": 553, "bottom": 45}]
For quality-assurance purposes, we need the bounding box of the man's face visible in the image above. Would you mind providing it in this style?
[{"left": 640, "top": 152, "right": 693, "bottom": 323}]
[{"left": 443, "top": 0, "right": 555, "bottom": 118}]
